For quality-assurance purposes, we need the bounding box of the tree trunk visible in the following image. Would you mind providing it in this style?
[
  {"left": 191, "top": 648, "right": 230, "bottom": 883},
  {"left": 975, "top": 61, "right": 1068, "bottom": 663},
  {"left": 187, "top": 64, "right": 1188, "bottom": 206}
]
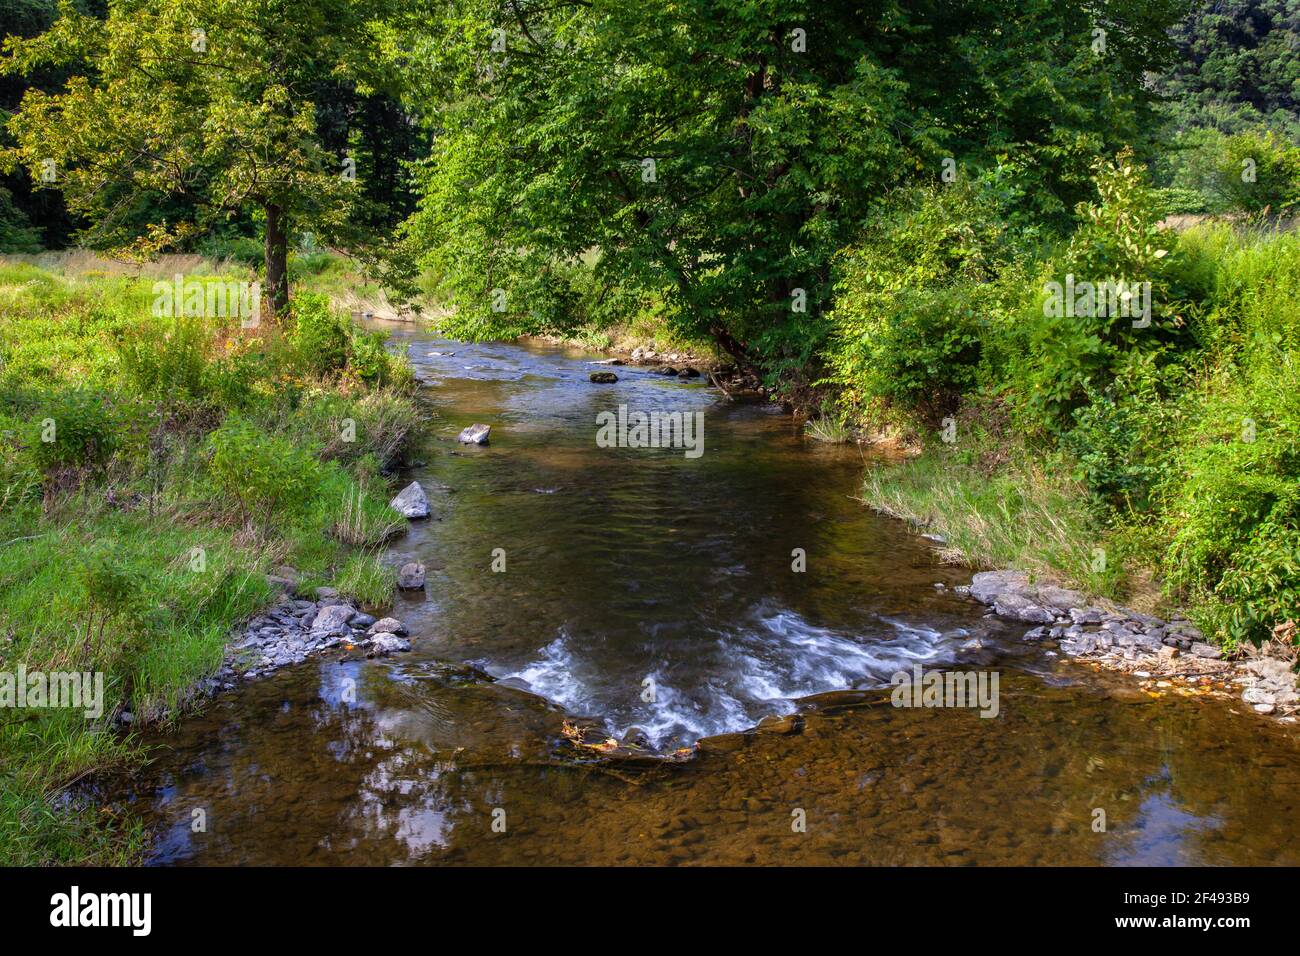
[{"left": 264, "top": 203, "right": 289, "bottom": 322}]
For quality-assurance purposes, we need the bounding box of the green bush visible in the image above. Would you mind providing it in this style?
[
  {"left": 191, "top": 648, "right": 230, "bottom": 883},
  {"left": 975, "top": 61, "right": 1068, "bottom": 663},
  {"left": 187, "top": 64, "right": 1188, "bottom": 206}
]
[
  {"left": 111, "top": 316, "right": 212, "bottom": 403},
  {"left": 1059, "top": 352, "right": 1186, "bottom": 514},
  {"left": 207, "top": 416, "right": 320, "bottom": 521},
  {"left": 1163, "top": 127, "right": 1300, "bottom": 217},
  {"left": 286, "top": 293, "right": 351, "bottom": 376},
  {"left": 28, "top": 390, "right": 120, "bottom": 473},
  {"left": 1018, "top": 150, "right": 1177, "bottom": 431},
  {"left": 826, "top": 183, "right": 1015, "bottom": 420}
]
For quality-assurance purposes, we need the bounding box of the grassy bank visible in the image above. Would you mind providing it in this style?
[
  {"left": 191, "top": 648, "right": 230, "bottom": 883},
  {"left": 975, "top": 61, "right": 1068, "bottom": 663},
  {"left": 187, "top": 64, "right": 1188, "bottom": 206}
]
[
  {"left": 841, "top": 167, "right": 1300, "bottom": 651},
  {"left": 0, "top": 257, "right": 422, "bottom": 864}
]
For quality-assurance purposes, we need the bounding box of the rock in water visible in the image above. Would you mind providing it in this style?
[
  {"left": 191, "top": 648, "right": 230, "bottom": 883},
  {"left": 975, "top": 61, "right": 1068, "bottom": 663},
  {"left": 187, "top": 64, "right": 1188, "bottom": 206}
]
[
  {"left": 458, "top": 423, "right": 491, "bottom": 444},
  {"left": 397, "top": 562, "right": 426, "bottom": 590},
  {"left": 366, "top": 617, "right": 409, "bottom": 636},
  {"left": 368, "top": 633, "right": 412, "bottom": 656},
  {"left": 589, "top": 371, "right": 618, "bottom": 383},
  {"left": 390, "top": 481, "right": 430, "bottom": 519}
]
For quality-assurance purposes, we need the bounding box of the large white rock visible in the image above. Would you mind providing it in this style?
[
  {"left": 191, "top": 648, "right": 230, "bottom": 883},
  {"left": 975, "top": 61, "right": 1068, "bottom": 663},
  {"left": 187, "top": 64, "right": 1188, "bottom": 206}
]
[
  {"left": 390, "top": 481, "right": 430, "bottom": 519},
  {"left": 458, "top": 423, "right": 491, "bottom": 444}
]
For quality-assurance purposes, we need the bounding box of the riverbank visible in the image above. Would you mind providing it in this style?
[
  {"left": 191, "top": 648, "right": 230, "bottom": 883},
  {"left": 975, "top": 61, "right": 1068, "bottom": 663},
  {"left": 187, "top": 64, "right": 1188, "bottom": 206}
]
[{"left": 0, "top": 260, "right": 424, "bottom": 864}]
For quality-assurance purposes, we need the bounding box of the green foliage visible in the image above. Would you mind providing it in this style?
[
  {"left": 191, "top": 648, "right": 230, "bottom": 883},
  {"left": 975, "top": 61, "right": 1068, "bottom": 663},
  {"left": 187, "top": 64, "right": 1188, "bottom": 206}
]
[
  {"left": 825, "top": 184, "right": 1015, "bottom": 420},
  {"left": 287, "top": 293, "right": 352, "bottom": 376},
  {"left": 1019, "top": 150, "right": 1177, "bottom": 429},
  {"left": 402, "top": 0, "right": 1180, "bottom": 371},
  {"left": 1059, "top": 352, "right": 1186, "bottom": 514},
  {"left": 207, "top": 416, "right": 320, "bottom": 521},
  {"left": 1163, "top": 127, "right": 1300, "bottom": 215},
  {"left": 1155, "top": 0, "right": 1300, "bottom": 139},
  {"left": 285, "top": 292, "right": 410, "bottom": 386},
  {"left": 111, "top": 315, "right": 212, "bottom": 403},
  {"left": 28, "top": 389, "right": 120, "bottom": 473},
  {"left": 335, "top": 549, "right": 396, "bottom": 607}
]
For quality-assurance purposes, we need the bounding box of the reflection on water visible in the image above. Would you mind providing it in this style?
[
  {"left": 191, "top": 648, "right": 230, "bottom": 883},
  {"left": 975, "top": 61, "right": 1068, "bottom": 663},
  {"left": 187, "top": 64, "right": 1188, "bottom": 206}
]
[{"left": 112, "top": 332, "right": 1300, "bottom": 865}]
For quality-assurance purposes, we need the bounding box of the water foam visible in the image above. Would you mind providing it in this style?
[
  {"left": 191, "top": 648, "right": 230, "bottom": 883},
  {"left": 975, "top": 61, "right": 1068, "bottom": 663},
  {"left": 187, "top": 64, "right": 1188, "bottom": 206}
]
[{"left": 495, "top": 604, "right": 978, "bottom": 748}]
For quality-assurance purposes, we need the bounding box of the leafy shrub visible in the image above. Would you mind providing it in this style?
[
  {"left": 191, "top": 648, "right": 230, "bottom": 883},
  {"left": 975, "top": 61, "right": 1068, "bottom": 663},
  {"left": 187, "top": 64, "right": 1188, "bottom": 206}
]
[
  {"left": 286, "top": 293, "right": 351, "bottom": 376},
  {"left": 826, "top": 183, "right": 1014, "bottom": 420},
  {"left": 1018, "top": 150, "right": 1177, "bottom": 430},
  {"left": 1158, "top": 348, "right": 1300, "bottom": 647},
  {"left": 28, "top": 390, "right": 120, "bottom": 473},
  {"left": 207, "top": 416, "right": 320, "bottom": 521},
  {"left": 1164, "top": 127, "right": 1300, "bottom": 216},
  {"left": 348, "top": 329, "right": 392, "bottom": 385},
  {"left": 1059, "top": 352, "right": 1186, "bottom": 514},
  {"left": 111, "top": 316, "right": 212, "bottom": 403}
]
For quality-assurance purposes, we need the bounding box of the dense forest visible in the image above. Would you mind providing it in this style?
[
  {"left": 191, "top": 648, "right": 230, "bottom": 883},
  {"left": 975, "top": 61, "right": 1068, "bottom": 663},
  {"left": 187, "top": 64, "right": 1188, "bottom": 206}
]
[{"left": 0, "top": 0, "right": 1297, "bottom": 864}]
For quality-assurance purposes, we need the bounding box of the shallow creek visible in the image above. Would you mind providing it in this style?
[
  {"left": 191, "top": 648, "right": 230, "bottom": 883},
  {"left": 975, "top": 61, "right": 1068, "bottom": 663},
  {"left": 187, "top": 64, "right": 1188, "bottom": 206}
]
[{"left": 116, "top": 329, "right": 1300, "bottom": 865}]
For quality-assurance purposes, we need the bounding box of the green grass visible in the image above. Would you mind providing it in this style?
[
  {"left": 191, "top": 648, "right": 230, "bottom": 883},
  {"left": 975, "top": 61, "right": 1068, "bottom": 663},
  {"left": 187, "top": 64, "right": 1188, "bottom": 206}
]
[
  {"left": 0, "top": 257, "right": 425, "bottom": 864},
  {"left": 804, "top": 415, "right": 853, "bottom": 444},
  {"left": 862, "top": 448, "right": 1127, "bottom": 601}
]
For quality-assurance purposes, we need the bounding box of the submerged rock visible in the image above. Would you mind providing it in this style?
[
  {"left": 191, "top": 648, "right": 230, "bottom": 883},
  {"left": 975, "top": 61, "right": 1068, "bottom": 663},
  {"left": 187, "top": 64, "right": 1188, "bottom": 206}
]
[
  {"left": 397, "top": 562, "right": 426, "bottom": 590},
  {"left": 390, "top": 481, "right": 430, "bottom": 519},
  {"left": 755, "top": 714, "right": 802, "bottom": 735},
  {"left": 458, "top": 423, "right": 491, "bottom": 444},
  {"left": 589, "top": 371, "right": 619, "bottom": 383}
]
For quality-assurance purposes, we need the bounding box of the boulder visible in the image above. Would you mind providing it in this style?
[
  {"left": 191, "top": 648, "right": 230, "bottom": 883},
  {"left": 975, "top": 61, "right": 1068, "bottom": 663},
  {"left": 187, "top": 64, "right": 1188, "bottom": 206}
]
[
  {"left": 397, "top": 562, "right": 426, "bottom": 590},
  {"left": 1190, "top": 641, "right": 1222, "bottom": 659},
  {"left": 993, "top": 592, "right": 1056, "bottom": 624},
  {"left": 368, "top": 633, "right": 412, "bottom": 656},
  {"left": 457, "top": 423, "right": 491, "bottom": 444},
  {"left": 589, "top": 371, "right": 619, "bottom": 383},
  {"left": 969, "top": 570, "right": 1029, "bottom": 605},
  {"left": 311, "top": 603, "right": 357, "bottom": 633},
  {"left": 389, "top": 481, "right": 430, "bottom": 519},
  {"left": 366, "top": 617, "right": 409, "bottom": 636},
  {"left": 677, "top": 367, "right": 701, "bottom": 379},
  {"left": 1036, "top": 585, "right": 1087, "bottom": 610}
]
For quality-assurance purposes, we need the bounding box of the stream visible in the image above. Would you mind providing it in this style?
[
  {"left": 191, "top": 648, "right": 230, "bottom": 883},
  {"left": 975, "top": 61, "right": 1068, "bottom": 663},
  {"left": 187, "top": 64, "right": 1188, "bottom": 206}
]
[{"left": 117, "top": 328, "right": 1300, "bottom": 865}]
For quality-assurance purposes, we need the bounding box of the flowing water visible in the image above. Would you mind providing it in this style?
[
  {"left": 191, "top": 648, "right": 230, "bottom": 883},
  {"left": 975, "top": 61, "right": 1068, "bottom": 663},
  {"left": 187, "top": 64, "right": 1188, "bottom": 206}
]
[{"left": 115, "top": 329, "right": 1300, "bottom": 865}]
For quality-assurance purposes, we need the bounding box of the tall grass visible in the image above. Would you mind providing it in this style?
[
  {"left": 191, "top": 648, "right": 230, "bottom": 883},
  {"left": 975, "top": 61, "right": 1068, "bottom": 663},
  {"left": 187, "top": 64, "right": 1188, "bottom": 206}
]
[{"left": 863, "top": 451, "right": 1123, "bottom": 598}]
